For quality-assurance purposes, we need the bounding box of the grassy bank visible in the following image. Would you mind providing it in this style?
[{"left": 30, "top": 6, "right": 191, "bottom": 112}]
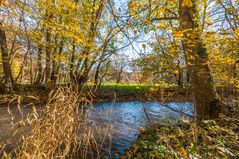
[
  {"left": 94, "top": 83, "right": 189, "bottom": 103},
  {"left": 98, "top": 83, "right": 177, "bottom": 91},
  {"left": 123, "top": 116, "right": 239, "bottom": 159}
]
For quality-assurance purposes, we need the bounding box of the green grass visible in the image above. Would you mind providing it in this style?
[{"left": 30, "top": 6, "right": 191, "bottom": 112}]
[{"left": 97, "top": 83, "right": 177, "bottom": 91}]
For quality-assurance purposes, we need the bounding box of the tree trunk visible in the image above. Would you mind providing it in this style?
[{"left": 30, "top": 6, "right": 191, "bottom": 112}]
[
  {"left": 50, "top": 35, "right": 61, "bottom": 85},
  {"left": 94, "top": 61, "right": 101, "bottom": 87},
  {"left": 233, "top": 60, "right": 239, "bottom": 100},
  {"left": 45, "top": 12, "right": 53, "bottom": 84},
  {"left": 0, "top": 22, "right": 14, "bottom": 92},
  {"left": 52, "top": 38, "right": 64, "bottom": 85},
  {"left": 70, "top": 43, "right": 75, "bottom": 81},
  {"left": 73, "top": 0, "right": 104, "bottom": 88},
  {"left": 116, "top": 66, "right": 123, "bottom": 84},
  {"left": 179, "top": 0, "right": 223, "bottom": 120},
  {"left": 35, "top": 42, "right": 43, "bottom": 85},
  {"left": 177, "top": 59, "right": 183, "bottom": 90},
  {"left": 98, "top": 60, "right": 111, "bottom": 88}
]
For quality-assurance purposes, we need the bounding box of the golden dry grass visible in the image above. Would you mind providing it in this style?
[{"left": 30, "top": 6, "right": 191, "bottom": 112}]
[{"left": 0, "top": 87, "right": 112, "bottom": 159}]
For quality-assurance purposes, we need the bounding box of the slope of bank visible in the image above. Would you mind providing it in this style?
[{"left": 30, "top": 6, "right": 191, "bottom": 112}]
[{"left": 122, "top": 115, "right": 239, "bottom": 159}]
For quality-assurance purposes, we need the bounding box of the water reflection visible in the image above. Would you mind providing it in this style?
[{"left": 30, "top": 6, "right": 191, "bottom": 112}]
[{"left": 87, "top": 101, "right": 194, "bottom": 155}]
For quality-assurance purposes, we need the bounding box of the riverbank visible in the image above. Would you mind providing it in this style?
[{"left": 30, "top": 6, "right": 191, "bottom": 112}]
[
  {"left": 122, "top": 115, "right": 239, "bottom": 159},
  {"left": 0, "top": 84, "right": 236, "bottom": 106},
  {"left": 93, "top": 88, "right": 191, "bottom": 103},
  {"left": 0, "top": 84, "right": 191, "bottom": 106}
]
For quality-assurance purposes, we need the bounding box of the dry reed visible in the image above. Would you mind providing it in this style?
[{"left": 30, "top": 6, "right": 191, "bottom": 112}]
[{"left": 0, "top": 87, "right": 112, "bottom": 159}]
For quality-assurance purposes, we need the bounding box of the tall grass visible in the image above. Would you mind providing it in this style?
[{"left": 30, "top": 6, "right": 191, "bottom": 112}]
[{"left": 0, "top": 87, "right": 112, "bottom": 159}]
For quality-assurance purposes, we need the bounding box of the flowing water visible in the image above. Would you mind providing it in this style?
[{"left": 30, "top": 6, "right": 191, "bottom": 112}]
[{"left": 87, "top": 101, "right": 194, "bottom": 157}]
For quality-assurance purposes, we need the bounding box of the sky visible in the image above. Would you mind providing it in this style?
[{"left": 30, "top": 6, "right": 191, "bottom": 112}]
[{"left": 112, "top": 0, "right": 153, "bottom": 60}]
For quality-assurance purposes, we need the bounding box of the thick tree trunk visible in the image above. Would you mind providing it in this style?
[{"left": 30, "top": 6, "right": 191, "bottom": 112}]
[
  {"left": 179, "top": 0, "right": 223, "bottom": 119},
  {"left": 0, "top": 22, "right": 14, "bottom": 92}
]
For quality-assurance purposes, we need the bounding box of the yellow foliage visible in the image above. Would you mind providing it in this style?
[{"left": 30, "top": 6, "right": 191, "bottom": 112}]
[
  {"left": 159, "top": 23, "right": 166, "bottom": 28},
  {"left": 142, "top": 44, "right": 146, "bottom": 49},
  {"left": 12, "top": 60, "right": 21, "bottom": 76},
  {"left": 235, "top": 28, "right": 239, "bottom": 38},
  {"left": 145, "top": 20, "right": 152, "bottom": 25},
  {"left": 172, "top": 31, "right": 183, "bottom": 38},
  {"left": 182, "top": 0, "right": 193, "bottom": 7},
  {"left": 155, "top": 8, "right": 164, "bottom": 13},
  {"left": 202, "top": 0, "right": 207, "bottom": 6},
  {"left": 0, "top": 0, "right": 6, "bottom": 5}
]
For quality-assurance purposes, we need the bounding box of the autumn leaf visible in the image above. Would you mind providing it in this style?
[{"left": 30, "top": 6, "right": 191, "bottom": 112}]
[{"left": 142, "top": 44, "right": 146, "bottom": 49}]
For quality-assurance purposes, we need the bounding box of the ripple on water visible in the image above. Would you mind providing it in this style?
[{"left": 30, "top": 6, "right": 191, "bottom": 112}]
[{"left": 87, "top": 101, "right": 194, "bottom": 156}]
